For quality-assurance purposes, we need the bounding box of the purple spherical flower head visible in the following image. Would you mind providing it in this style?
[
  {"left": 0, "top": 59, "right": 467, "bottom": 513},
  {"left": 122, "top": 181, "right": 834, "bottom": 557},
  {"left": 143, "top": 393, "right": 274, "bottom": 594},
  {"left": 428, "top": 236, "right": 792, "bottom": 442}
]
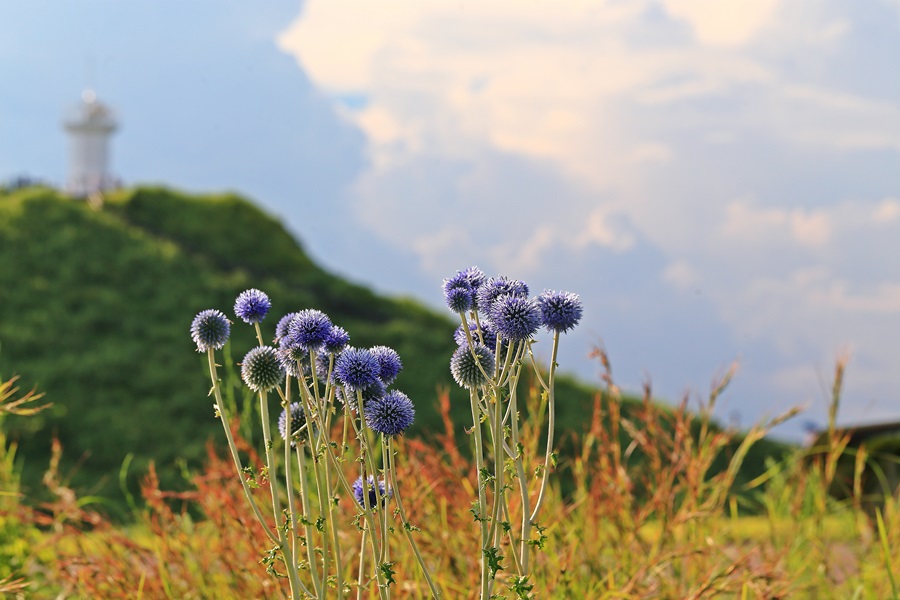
[
  {"left": 450, "top": 343, "right": 495, "bottom": 389},
  {"left": 234, "top": 289, "right": 271, "bottom": 324},
  {"left": 459, "top": 266, "right": 486, "bottom": 293},
  {"left": 275, "top": 312, "right": 300, "bottom": 341},
  {"left": 370, "top": 345, "right": 402, "bottom": 385},
  {"left": 491, "top": 294, "right": 541, "bottom": 341},
  {"left": 278, "top": 338, "right": 311, "bottom": 378},
  {"left": 323, "top": 326, "right": 350, "bottom": 354},
  {"left": 442, "top": 272, "right": 475, "bottom": 314},
  {"left": 241, "top": 346, "right": 284, "bottom": 392},
  {"left": 364, "top": 390, "right": 415, "bottom": 436},
  {"left": 454, "top": 322, "right": 498, "bottom": 351},
  {"left": 286, "top": 309, "right": 333, "bottom": 352},
  {"left": 334, "top": 347, "right": 381, "bottom": 390},
  {"left": 454, "top": 323, "right": 479, "bottom": 347},
  {"left": 477, "top": 276, "right": 529, "bottom": 320},
  {"left": 538, "top": 290, "right": 583, "bottom": 333},
  {"left": 191, "top": 309, "right": 230, "bottom": 352},
  {"left": 336, "top": 379, "right": 386, "bottom": 412},
  {"left": 278, "top": 402, "right": 306, "bottom": 447},
  {"left": 351, "top": 475, "right": 392, "bottom": 510}
]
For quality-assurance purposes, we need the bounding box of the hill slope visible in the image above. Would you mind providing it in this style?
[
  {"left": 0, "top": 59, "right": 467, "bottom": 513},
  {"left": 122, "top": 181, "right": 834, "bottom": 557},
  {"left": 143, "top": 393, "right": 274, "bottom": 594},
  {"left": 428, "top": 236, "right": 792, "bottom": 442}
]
[{"left": 0, "top": 186, "right": 467, "bottom": 496}]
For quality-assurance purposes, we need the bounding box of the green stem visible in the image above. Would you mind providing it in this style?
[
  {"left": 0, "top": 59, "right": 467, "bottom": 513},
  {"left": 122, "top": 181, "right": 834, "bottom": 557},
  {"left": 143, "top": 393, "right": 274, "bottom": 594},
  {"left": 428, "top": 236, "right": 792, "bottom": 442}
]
[
  {"left": 323, "top": 440, "right": 344, "bottom": 599},
  {"left": 381, "top": 436, "right": 391, "bottom": 575},
  {"left": 387, "top": 438, "right": 442, "bottom": 598},
  {"left": 253, "top": 322, "right": 266, "bottom": 347},
  {"left": 356, "top": 527, "right": 368, "bottom": 600},
  {"left": 295, "top": 443, "right": 322, "bottom": 597},
  {"left": 530, "top": 330, "right": 559, "bottom": 523},
  {"left": 206, "top": 349, "right": 278, "bottom": 544},
  {"left": 507, "top": 366, "right": 531, "bottom": 575},
  {"left": 259, "top": 390, "right": 305, "bottom": 599},
  {"left": 460, "top": 313, "right": 495, "bottom": 386},
  {"left": 469, "top": 388, "right": 490, "bottom": 600},
  {"left": 282, "top": 378, "right": 301, "bottom": 570}
]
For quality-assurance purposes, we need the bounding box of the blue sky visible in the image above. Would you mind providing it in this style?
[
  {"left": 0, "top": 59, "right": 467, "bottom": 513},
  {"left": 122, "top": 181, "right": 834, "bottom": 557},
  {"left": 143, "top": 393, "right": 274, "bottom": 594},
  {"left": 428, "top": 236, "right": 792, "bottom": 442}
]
[{"left": 3, "top": 1, "right": 900, "bottom": 438}]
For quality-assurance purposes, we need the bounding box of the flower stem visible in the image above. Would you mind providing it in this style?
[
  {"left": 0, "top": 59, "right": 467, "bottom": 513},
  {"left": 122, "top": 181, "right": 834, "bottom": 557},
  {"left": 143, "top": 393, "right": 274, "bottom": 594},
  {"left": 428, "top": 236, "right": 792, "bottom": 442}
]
[
  {"left": 206, "top": 349, "right": 278, "bottom": 545},
  {"left": 469, "top": 388, "right": 490, "bottom": 600},
  {"left": 387, "top": 438, "right": 442, "bottom": 598},
  {"left": 295, "top": 443, "right": 322, "bottom": 597},
  {"left": 259, "top": 390, "right": 305, "bottom": 599},
  {"left": 282, "top": 378, "right": 301, "bottom": 569},
  {"left": 530, "top": 330, "right": 560, "bottom": 523}
]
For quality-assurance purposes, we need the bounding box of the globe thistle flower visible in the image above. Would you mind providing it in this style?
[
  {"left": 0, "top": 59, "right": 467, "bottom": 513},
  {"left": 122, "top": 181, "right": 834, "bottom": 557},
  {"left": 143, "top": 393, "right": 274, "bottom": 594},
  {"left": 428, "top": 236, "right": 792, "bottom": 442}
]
[
  {"left": 454, "top": 322, "right": 498, "bottom": 351},
  {"left": 351, "top": 475, "right": 392, "bottom": 510},
  {"left": 491, "top": 294, "right": 541, "bottom": 341},
  {"left": 323, "top": 326, "right": 350, "bottom": 354},
  {"left": 277, "top": 339, "right": 311, "bottom": 378},
  {"left": 190, "top": 309, "right": 230, "bottom": 352},
  {"left": 371, "top": 345, "right": 402, "bottom": 385},
  {"left": 286, "top": 309, "right": 333, "bottom": 352},
  {"left": 334, "top": 347, "right": 381, "bottom": 389},
  {"left": 477, "top": 276, "right": 529, "bottom": 320},
  {"left": 336, "top": 380, "right": 386, "bottom": 412},
  {"left": 278, "top": 402, "right": 306, "bottom": 447},
  {"left": 275, "top": 312, "right": 300, "bottom": 342},
  {"left": 538, "top": 290, "right": 583, "bottom": 333},
  {"left": 241, "top": 346, "right": 284, "bottom": 392},
  {"left": 450, "top": 343, "right": 495, "bottom": 389},
  {"left": 364, "top": 390, "right": 415, "bottom": 436},
  {"left": 234, "top": 289, "right": 271, "bottom": 324},
  {"left": 442, "top": 272, "right": 475, "bottom": 314},
  {"left": 459, "top": 266, "right": 486, "bottom": 296}
]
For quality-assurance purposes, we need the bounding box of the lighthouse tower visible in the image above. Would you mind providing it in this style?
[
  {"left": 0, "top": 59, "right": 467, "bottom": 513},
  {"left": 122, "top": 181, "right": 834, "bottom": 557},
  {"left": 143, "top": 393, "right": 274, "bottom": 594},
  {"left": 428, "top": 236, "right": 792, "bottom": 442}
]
[{"left": 63, "top": 90, "right": 118, "bottom": 197}]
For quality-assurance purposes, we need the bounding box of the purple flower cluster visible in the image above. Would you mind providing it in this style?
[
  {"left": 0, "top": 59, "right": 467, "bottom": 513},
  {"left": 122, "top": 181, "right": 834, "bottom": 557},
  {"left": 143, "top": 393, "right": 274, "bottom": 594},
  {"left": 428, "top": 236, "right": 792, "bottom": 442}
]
[
  {"left": 441, "top": 266, "right": 488, "bottom": 314},
  {"left": 241, "top": 346, "right": 284, "bottom": 392},
  {"left": 192, "top": 293, "right": 418, "bottom": 438},
  {"left": 278, "top": 402, "right": 307, "bottom": 447},
  {"left": 190, "top": 309, "right": 231, "bottom": 352},
  {"left": 334, "top": 347, "right": 382, "bottom": 389},
  {"left": 538, "top": 290, "right": 584, "bottom": 333},
  {"left": 332, "top": 346, "right": 415, "bottom": 434},
  {"left": 450, "top": 343, "right": 495, "bottom": 389},
  {"left": 444, "top": 267, "right": 582, "bottom": 339},
  {"left": 286, "top": 309, "right": 333, "bottom": 352},
  {"left": 441, "top": 267, "right": 583, "bottom": 388},
  {"left": 234, "top": 289, "right": 271, "bottom": 324},
  {"left": 351, "top": 475, "right": 392, "bottom": 510},
  {"left": 365, "top": 390, "right": 415, "bottom": 436}
]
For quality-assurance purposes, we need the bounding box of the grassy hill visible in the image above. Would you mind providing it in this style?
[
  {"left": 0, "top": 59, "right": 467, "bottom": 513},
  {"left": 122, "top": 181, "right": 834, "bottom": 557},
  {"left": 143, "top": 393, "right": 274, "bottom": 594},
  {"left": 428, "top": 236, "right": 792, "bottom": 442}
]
[{"left": 0, "top": 185, "right": 789, "bottom": 508}]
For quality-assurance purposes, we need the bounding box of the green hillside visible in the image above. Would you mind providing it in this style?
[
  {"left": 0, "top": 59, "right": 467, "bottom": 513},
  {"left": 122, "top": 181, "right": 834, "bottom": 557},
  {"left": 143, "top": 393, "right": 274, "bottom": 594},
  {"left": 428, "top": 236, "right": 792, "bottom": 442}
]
[
  {"left": 0, "top": 185, "right": 789, "bottom": 507},
  {"left": 0, "top": 186, "right": 461, "bottom": 497}
]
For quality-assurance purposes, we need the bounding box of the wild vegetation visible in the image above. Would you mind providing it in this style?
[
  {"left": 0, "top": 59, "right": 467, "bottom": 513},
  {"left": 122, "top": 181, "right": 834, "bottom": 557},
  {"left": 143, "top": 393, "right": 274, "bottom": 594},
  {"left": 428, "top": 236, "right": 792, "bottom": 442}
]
[{"left": 2, "top": 353, "right": 899, "bottom": 598}]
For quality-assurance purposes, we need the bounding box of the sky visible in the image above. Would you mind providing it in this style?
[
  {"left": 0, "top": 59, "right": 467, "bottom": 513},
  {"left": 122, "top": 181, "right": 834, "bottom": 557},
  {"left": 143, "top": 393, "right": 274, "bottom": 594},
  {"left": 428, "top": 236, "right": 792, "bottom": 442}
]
[{"left": 2, "top": 1, "right": 900, "bottom": 439}]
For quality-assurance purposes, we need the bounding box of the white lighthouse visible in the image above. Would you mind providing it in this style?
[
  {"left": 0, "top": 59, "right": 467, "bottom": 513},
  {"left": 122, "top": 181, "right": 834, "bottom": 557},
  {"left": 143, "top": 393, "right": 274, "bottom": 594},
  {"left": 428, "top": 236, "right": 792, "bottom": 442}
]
[{"left": 63, "top": 90, "right": 119, "bottom": 197}]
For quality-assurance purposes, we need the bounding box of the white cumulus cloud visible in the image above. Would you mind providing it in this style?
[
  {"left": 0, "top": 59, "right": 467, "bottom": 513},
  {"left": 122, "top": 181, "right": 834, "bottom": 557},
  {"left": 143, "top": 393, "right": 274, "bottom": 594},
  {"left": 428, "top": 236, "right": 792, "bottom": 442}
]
[{"left": 278, "top": 0, "right": 900, "bottom": 433}]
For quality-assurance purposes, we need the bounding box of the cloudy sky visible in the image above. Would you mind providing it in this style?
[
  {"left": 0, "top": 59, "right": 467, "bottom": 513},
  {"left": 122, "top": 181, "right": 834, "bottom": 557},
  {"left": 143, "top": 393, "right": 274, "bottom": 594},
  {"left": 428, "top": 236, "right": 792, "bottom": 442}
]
[{"left": 3, "top": 1, "right": 899, "bottom": 438}]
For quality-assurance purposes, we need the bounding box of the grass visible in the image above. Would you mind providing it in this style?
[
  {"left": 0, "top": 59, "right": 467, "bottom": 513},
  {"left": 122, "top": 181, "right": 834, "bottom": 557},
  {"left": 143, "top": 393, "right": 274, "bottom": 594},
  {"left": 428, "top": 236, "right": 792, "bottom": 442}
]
[{"left": 3, "top": 352, "right": 900, "bottom": 598}]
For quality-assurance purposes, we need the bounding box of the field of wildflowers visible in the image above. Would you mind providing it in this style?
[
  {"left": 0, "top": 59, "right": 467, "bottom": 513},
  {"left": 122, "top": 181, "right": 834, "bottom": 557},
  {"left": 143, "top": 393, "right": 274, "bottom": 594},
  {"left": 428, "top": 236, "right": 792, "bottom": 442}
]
[{"left": 1, "top": 268, "right": 900, "bottom": 598}]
